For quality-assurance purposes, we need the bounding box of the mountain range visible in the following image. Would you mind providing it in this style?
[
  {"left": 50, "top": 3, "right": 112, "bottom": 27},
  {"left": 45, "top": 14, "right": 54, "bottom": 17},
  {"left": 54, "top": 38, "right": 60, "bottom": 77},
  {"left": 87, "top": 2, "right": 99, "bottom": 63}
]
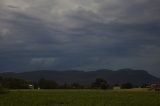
[{"left": 0, "top": 69, "right": 159, "bottom": 85}]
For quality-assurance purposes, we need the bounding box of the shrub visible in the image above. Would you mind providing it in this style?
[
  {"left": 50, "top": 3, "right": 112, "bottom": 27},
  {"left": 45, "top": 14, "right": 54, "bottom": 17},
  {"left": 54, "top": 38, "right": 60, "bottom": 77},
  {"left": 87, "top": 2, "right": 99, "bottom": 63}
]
[
  {"left": 91, "top": 78, "right": 109, "bottom": 89},
  {"left": 121, "top": 83, "right": 133, "bottom": 89},
  {"left": 0, "top": 84, "right": 9, "bottom": 94}
]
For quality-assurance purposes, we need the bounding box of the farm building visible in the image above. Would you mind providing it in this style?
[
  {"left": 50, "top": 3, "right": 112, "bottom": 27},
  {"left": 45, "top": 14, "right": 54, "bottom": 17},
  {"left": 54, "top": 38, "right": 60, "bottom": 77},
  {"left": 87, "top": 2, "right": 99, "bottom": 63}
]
[{"left": 150, "top": 82, "right": 160, "bottom": 91}]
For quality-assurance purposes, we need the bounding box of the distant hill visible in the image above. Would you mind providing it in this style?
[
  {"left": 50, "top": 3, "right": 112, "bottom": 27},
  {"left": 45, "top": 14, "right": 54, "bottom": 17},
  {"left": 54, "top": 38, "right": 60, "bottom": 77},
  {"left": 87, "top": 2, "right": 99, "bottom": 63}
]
[{"left": 0, "top": 69, "right": 159, "bottom": 85}]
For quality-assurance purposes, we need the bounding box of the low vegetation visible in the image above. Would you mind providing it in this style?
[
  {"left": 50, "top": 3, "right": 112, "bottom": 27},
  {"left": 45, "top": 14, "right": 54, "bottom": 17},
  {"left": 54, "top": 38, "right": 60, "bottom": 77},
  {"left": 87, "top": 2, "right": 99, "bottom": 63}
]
[{"left": 0, "top": 90, "right": 160, "bottom": 106}]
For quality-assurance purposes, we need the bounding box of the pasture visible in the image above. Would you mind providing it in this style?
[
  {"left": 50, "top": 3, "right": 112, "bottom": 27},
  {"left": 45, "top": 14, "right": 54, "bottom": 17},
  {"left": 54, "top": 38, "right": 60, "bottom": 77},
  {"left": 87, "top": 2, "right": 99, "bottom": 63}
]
[{"left": 0, "top": 89, "right": 160, "bottom": 106}]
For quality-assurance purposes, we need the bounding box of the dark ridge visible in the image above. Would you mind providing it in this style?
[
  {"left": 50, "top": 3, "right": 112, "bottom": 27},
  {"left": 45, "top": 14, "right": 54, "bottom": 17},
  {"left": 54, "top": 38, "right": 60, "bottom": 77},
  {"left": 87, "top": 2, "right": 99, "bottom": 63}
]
[{"left": 0, "top": 69, "right": 159, "bottom": 85}]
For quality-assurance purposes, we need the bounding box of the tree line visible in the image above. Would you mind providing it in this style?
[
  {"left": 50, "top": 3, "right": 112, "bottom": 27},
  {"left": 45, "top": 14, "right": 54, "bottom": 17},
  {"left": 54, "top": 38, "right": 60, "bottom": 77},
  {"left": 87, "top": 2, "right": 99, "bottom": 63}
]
[{"left": 0, "top": 76, "right": 146, "bottom": 91}]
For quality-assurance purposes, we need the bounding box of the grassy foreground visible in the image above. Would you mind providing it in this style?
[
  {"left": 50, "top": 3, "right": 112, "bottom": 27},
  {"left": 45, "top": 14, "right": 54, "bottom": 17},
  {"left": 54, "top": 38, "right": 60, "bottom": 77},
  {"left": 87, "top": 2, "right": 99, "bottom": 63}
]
[{"left": 0, "top": 89, "right": 160, "bottom": 106}]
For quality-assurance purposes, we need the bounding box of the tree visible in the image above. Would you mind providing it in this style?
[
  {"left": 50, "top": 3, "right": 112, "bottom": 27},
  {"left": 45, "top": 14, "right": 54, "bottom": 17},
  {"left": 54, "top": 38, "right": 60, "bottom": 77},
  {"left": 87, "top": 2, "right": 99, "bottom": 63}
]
[
  {"left": 0, "top": 82, "right": 9, "bottom": 94},
  {"left": 141, "top": 83, "right": 149, "bottom": 88},
  {"left": 121, "top": 83, "right": 133, "bottom": 89},
  {"left": 91, "top": 78, "right": 109, "bottom": 89},
  {"left": 38, "top": 78, "right": 58, "bottom": 89},
  {"left": 3, "top": 77, "right": 29, "bottom": 89},
  {"left": 0, "top": 84, "right": 3, "bottom": 93},
  {"left": 71, "top": 83, "right": 84, "bottom": 89}
]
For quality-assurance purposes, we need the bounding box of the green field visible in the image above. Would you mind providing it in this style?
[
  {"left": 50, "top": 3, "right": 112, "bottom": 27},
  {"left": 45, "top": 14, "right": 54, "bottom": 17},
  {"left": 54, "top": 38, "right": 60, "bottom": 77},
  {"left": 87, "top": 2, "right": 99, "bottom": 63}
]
[{"left": 0, "top": 89, "right": 160, "bottom": 106}]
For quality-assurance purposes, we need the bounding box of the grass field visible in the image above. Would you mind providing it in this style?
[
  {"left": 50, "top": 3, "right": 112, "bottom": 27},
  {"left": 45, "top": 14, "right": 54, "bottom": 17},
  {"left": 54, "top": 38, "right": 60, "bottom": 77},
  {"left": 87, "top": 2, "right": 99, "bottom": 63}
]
[{"left": 0, "top": 89, "right": 160, "bottom": 106}]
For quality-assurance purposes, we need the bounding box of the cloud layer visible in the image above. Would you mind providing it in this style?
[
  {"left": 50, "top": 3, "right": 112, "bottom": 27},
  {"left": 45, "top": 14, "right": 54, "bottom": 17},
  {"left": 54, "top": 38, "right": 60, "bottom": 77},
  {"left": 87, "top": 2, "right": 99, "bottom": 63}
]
[{"left": 0, "top": 0, "right": 160, "bottom": 77}]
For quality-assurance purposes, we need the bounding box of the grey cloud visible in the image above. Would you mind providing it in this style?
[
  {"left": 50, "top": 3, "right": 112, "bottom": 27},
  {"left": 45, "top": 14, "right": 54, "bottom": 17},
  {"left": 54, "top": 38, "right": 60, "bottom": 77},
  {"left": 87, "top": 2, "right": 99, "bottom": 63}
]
[{"left": 0, "top": 0, "right": 160, "bottom": 77}]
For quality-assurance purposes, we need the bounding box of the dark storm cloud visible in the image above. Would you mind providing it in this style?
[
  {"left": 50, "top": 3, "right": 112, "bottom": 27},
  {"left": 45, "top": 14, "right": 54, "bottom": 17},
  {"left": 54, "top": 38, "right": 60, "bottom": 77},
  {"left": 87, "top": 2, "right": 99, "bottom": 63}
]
[{"left": 0, "top": 0, "right": 160, "bottom": 76}]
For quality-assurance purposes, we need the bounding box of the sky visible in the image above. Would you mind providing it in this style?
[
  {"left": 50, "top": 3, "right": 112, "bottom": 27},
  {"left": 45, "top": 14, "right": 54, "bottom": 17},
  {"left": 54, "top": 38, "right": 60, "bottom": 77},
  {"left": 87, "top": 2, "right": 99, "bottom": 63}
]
[{"left": 0, "top": 0, "right": 160, "bottom": 77}]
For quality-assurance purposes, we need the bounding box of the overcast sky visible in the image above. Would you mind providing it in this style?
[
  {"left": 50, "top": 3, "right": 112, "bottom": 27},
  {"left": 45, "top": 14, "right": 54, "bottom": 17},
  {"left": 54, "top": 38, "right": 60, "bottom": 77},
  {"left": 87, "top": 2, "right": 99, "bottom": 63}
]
[{"left": 0, "top": 0, "right": 160, "bottom": 77}]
